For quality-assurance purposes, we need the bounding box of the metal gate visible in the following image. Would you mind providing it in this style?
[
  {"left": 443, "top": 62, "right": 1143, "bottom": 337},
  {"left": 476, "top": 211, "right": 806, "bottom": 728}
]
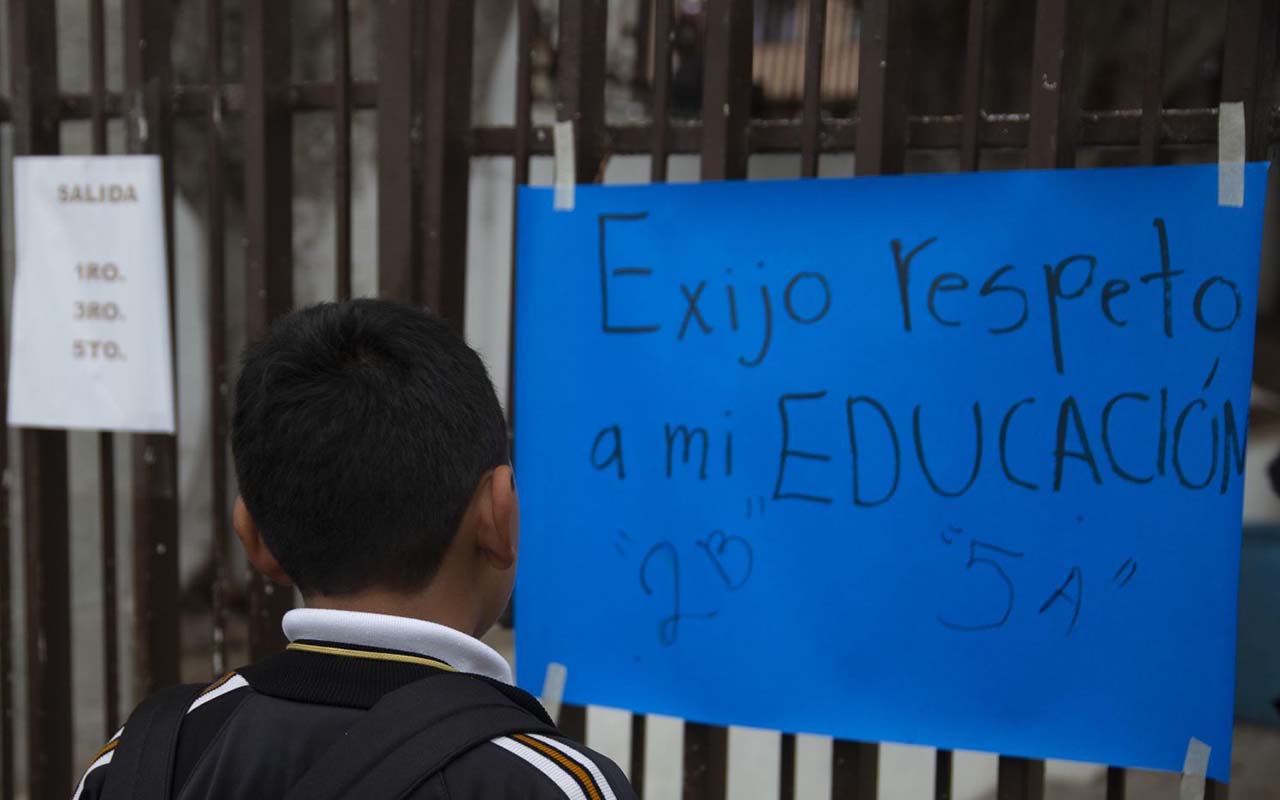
[{"left": 1, "top": 0, "right": 1276, "bottom": 797}]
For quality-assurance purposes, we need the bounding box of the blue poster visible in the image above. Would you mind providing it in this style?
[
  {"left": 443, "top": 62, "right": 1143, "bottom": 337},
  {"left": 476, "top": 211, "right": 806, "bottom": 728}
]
[{"left": 514, "top": 164, "right": 1269, "bottom": 781}]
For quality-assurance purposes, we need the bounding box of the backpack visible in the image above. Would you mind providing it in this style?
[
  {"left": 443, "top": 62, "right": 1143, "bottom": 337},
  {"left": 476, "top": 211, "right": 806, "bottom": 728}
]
[{"left": 100, "top": 672, "right": 559, "bottom": 799}]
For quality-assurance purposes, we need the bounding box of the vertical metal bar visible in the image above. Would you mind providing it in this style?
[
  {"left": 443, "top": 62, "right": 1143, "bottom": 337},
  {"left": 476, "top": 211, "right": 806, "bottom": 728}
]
[
  {"left": 935, "top": 1, "right": 988, "bottom": 782},
  {"left": 779, "top": 731, "right": 796, "bottom": 800},
  {"left": 997, "top": 756, "right": 1045, "bottom": 800},
  {"left": 650, "top": 0, "right": 672, "bottom": 182},
  {"left": 1205, "top": 778, "right": 1229, "bottom": 800},
  {"left": 1008, "top": 6, "right": 1082, "bottom": 795},
  {"left": 835, "top": 6, "right": 908, "bottom": 792},
  {"left": 1137, "top": 0, "right": 1169, "bottom": 165},
  {"left": 629, "top": 714, "right": 646, "bottom": 798},
  {"left": 558, "top": 704, "right": 587, "bottom": 741},
  {"left": 700, "top": 0, "right": 752, "bottom": 181},
  {"left": 124, "top": 0, "right": 182, "bottom": 700},
  {"left": 625, "top": 0, "right": 673, "bottom": 779},
  {"left": 242, "top": 0, "right": 295, "bottom": 658},
  {"left": 1105, "top": 766, "right": 1126, "bottom": 800},
  {"left": 684, "top": 2, "right": 752, "bottom": 796},
  {"left": 831, "top": 737, "right": 878, "bottom": 800},
  {"left": 958, "top": 0, "right": 986, "bottom": 171},
  {"left": 683, "top": 722, "right": 728, "bottom": 800},
  {"left": 557, "top": 0, "right": 608, "bottom": 181},
  {"left": 1221, "top": 0, "right": 1263, "bottom": 107},
  {"left": 0, "top": 197, "right": 11, "bottom": 800},
  {"left": 513, "top": 0, "right": 534, "bottom": 190},
  {"left": 1222, "top": 0, "right": 1275, "bottom": 160},
  {"left": 10, "top": 1, "right": 73, "bottom": 794},
  {"left": 800, "top": 0, "right": 827, "bottom": 177},
  {"left": 420, "top": 0, "right": 473, "bottom": 326},
  {"left": 90, "top": 0, "right": 108, "bottom": 152},
  {"left": 377, "top": 0, "right": 421, "bottom": 304},
  {"left": 548, "top": 0, "right": 609, "bottom": 745},
  {"left": 1027, "top": 0, "right": 1083, "bottom": 169},
  {"left": 855, "top": 0, "right": 910, "bottom": 176},
  {"left": 97, "top": 440, "right": 119, "bottom": 730},
  {"left": 506, "top": 0, "right": 535, "bottom": 434},
  {"left": 1246, "top": 2, "right": 1278, "bottom": 163},
  {"left": 0, "top": 9, "right": 17, "bottom": 792},
  {"left": 89, "top": 0, "right": 121, "bottom": 735},
  {"left": 21, "top": 432, "right": 72, "bottom": 796},
  {"left": 334, "top": 0, "right": 353, "bottom": 301},
  {"left": 838, "top": 6, "right": 907, "bottom": 792},
  {"left": 1209, "top": 3, "right": 1272, "bottom": 794},
  {"left": 206, "top": 0, "right": 230, "bottom": 677},
  {"left": 935, "top": 749, "right": 954, "bottom": 800}
]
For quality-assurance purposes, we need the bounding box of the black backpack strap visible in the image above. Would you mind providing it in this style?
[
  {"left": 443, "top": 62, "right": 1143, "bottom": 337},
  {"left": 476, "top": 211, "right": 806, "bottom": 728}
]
[
  {"left": 285, "top": 672, "right": 559, "bottom": 800},
  {"left": 100, "top": 683, "right": 205, "bottom": 800}
]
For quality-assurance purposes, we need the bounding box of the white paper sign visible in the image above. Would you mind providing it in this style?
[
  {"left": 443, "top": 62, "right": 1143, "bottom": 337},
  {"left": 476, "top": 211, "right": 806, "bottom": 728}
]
[{"left": 7, "top": 155, "right": 175, "bottom": 433}]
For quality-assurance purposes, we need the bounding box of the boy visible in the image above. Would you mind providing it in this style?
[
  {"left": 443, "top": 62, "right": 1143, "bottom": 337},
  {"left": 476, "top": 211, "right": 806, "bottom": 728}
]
[{"left": 75, "top": 299, "right": 635, "bottom": 799}]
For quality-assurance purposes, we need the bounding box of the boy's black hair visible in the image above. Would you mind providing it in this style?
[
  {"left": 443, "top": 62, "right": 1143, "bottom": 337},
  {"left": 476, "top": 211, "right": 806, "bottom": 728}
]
[{"left": 231, "top": 299, "right": 509, "bottom": 596}]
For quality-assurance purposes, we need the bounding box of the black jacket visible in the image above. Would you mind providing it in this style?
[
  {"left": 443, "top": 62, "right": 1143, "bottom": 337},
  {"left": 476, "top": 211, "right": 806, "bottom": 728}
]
[{"left": 73, "top": 641, "right": 636, "bottom": 799}]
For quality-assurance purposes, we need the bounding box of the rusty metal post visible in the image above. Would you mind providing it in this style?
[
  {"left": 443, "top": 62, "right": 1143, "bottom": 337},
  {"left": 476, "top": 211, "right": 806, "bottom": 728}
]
[
  {"left": 420, "top": 0, "right": 473, "bottom": 327},
  {"left": 9, "top": 1, "right": 73, "bottom": 795},
  {"left": 124, "top": 0, "right": 182, "bottom": 700},
  {"left": 242, "top": 0, "right": 295, "bottom": 658}
]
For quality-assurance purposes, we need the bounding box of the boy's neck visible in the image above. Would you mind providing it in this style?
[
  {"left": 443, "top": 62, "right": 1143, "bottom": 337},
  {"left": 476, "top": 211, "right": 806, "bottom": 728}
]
[{"left": 304, "top": 587, "right": 481, "bottom": 639}]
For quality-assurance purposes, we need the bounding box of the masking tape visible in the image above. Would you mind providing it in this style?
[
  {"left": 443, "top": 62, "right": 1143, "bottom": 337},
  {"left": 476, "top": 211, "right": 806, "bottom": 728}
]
[
  {"left": 1179, "top": 736, "right": 1211, "bottom": 800},
  {"left": 540, "top": 661, "right": 568, "bottom": 724},
  {"left": 1218, "top": 101, "right": 1245, "bottom": 208},
  {"left": 553, "top": 120, "right": 576, "bottom": 211}
]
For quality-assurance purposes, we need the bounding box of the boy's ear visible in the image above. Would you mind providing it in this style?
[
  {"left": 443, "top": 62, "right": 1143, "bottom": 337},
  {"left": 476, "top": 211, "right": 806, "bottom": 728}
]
[
  {"left": 234, "top": 497, "right": 293, "bottom": 586},
  {"left": 475, "top": 465, "right": 517, "bottom": 570}
]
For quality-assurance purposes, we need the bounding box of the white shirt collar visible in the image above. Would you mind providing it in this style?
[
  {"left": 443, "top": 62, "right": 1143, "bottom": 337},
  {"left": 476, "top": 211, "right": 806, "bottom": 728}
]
[{"left": 281, "top": 607, "right": 513, "bottom": 684}]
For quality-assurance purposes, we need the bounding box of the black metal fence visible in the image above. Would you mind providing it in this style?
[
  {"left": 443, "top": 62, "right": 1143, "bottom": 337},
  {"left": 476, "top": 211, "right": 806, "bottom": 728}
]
[{"left": 1, "top": 0, "right": 1277, "bottom": 797}]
